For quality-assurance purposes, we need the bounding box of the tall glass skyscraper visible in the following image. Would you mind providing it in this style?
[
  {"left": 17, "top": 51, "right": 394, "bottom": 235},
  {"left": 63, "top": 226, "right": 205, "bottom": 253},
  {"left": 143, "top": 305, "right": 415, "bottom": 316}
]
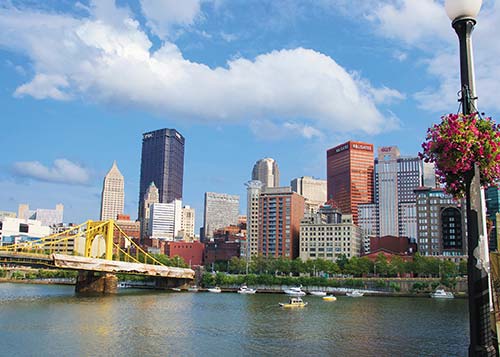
[
  {"left": 138, "top": 128, "right": 185, "bottom": 221},
  {"left": 326, "top": 141, "right": 374, "bottom": 225}
]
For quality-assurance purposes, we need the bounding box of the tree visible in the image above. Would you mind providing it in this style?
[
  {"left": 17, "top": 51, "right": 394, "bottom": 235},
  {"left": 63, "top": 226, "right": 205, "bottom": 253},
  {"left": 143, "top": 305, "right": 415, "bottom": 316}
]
[
  {"left": 336, "top": 254, "right": 349, "bottom": 273},
  {"left": 375, "top": 254, "right": 390, "bottom": 277},
  {"left": 291, "top": 258, "right": 305, "bottom": 275},
  {"left": 389, "top": 256, "right": 406, "bottom": 277}
]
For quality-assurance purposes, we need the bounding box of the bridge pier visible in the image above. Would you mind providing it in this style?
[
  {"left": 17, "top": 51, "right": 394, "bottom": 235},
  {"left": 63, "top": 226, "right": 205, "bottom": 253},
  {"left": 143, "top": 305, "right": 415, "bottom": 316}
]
[
  {"left": 155, "top": 277, "right": 191, "bottom": 290},
  {"left": 75, "top": 271, "right": 118, "bottom": 294}
]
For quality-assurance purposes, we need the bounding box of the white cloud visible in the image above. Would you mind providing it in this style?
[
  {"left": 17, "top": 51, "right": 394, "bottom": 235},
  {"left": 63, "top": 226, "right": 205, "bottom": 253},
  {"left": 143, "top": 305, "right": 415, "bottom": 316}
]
[
  {"left": 372, "top": 0, "right": 450, "bottom": 46},
  {"left": 140, "top": 0, "right": 203, "bottom": 39},
  {"left": 368, "top": 0, "right": 500, "bottom": 114},
  {"left": 13, "top": 159, "right": 90, "bottom": 185},
  {"left": 0, "top": 2, "right": 401, "bottom": 137},
  {"left": 14, "top": 74, "right": 70, "bottom": 100}
]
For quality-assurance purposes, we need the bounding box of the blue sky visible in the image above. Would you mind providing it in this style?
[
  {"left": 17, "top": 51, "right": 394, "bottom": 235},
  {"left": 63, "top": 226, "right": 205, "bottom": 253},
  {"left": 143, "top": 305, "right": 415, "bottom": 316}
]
[{"left": 1, "top": 0, "right": 499, "bottom": 230}]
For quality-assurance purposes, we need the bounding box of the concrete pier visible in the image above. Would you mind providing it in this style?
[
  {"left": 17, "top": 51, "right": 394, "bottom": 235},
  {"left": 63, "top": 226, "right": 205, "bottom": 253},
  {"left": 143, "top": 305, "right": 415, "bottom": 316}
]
[{"left": 75, "top": 271, "right": 118, "bottom": 294}]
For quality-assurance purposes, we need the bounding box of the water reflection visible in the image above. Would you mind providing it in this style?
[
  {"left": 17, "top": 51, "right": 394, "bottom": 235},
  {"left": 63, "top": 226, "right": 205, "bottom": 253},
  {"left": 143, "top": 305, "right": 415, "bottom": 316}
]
[{"left": 0, "top": 284, "right": 468, "bottom": 356}]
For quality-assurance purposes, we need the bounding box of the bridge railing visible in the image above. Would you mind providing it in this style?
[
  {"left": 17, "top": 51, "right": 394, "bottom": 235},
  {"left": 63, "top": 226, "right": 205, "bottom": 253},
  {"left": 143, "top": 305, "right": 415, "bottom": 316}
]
[{"left": 0, "top": 220, "right": 166, "bottom": 267}]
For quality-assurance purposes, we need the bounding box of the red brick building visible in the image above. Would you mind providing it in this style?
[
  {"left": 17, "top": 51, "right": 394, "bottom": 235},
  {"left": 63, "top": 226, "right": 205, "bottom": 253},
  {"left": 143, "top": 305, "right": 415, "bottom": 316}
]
[
  {"left": 326, "top": 141, "right": 374, "bottom": 224},
  {"left": 165, "top": 241, "right": 205, "bottom": 267},
  {"left": 363, "top": 235, "right": 417, "bottom": 262},
  {"left": 113, "top": 214, "right": 140, "bottom": 248},
  {"left": 204, "top": 238, "right": 240, "bottom": 266},
  {"left": 258, "top": 187, "right": 305, "bottom": 259}
]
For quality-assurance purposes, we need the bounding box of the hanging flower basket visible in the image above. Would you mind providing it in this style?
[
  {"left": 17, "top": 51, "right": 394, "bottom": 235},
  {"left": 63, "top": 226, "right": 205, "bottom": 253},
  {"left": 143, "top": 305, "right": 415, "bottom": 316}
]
[{"left": 419, "top": 113, "right": 500, "bottom": 198}]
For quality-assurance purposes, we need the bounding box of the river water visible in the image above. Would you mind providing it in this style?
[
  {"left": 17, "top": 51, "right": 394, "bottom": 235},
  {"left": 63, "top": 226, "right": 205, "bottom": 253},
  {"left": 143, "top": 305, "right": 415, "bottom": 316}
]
[{"left": 0, "top": 283, "right": 468, "bottom": 356}]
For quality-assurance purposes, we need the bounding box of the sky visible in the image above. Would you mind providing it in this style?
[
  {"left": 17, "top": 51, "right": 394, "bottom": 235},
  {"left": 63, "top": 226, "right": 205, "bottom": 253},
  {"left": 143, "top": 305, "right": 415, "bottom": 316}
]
[{"left": 1, "top": 0, "right": 500, "bottom": 230}]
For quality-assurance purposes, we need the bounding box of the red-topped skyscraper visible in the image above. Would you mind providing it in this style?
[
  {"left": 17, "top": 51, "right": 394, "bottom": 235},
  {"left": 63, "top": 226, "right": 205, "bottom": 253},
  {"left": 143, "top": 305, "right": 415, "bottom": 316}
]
[{"left": 326, "top": 141, "right": 374, "bottom": 224}]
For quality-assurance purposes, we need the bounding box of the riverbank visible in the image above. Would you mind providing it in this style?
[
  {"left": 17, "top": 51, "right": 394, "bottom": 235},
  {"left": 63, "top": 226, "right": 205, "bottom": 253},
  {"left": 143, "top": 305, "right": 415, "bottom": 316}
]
[{"left": 0, "top": 278, "right": 75, "bottom": 285}]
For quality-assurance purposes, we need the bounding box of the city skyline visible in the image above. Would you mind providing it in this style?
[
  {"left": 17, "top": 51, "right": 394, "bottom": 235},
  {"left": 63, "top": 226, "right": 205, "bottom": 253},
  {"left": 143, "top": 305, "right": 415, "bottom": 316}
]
[{"left": 2, "top": 1, "right": 500, "bottom": 229}]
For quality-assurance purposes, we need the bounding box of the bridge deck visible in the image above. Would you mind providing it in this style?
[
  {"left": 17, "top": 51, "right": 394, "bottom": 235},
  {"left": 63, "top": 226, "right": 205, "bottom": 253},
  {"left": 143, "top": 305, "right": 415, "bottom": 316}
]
[
  {"left": 0, "top": 252, "right": 194, "bottom": 279},
  {"left": 53, "top": 254, "right": 195, "bottom": 279}
]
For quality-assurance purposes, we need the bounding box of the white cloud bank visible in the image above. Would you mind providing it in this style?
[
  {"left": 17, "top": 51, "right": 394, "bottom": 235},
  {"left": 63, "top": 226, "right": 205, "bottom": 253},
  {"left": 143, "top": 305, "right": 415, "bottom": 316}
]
[
  {"left": 0, "top": 1, "right": 403, "bottom": 138},
  {"left": 13, "top": 159, "right": 90, "bottom": 185},
  {"left": 369, "top": 0, "right": 500, "bottom": 113}
]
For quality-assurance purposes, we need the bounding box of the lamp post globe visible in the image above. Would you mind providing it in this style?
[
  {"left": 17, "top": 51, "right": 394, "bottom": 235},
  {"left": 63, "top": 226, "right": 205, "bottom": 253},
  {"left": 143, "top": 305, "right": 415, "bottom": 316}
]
[{"left": 445, "top": 0, "right": 482, "bottom": 22}]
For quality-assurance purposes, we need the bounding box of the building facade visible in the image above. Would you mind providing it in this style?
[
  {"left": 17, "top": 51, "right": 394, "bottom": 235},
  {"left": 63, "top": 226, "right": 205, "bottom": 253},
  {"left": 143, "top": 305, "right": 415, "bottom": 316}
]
[
  {"left": 138, "top": 128, "right": 185, "bottom": 221},
  {"left": 252, "top": 158, "right": 280, "bottom": 190},
  {"left": 100, "top": 161, "right": 125, "bottom": 221},
  {"left": 258, "top": 187, "right": 305, "bottom": 259},
  {"left": 326, "top": 141, "right": 374, "bottom": 224},
  {"left": 165, "top": 241, "right": 205, "bottom": 267},
  {"left": 203, "top": 192, "right": 240, "bottom": 240},
  {"left": 246, "top": 180, "right": 262, "bottom": 257},
  {"left": 180, "top": 205, "right": 196, "bottom": 241},
  {"left": 141, "top": 182, "right": 159, "bottom": 239},
  {"left": 415, "top": 187, "right": 465, "bottom": 259},
  {"left": 374, "top": 146, "right": 422, "bottom": 240},
  {"left": 149, "top": 200, "right": 182, "bottom": 240},
  {"left": 299, "top": 209, "right": 361, "bottom": 261},
  {"left": 0, "top": 217, "right": 51, "bottom": 246},
  {"left": 291, "top": 176, "right": 327, "bottom": 213},
  {"left": 18, "top": 204, "right": 64, "bottom": 227}
]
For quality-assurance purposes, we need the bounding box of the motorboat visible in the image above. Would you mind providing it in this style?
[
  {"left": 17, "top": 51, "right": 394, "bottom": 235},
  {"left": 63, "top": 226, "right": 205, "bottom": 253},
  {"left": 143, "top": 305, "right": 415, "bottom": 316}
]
[
  {"left": 309, "top": 291, "right": 327, "bottom": 297},
  {"left": 279, "top": 297, "right": 308, "bottom": 308},
  {"left": 430, "top": 289, "right": 454, "bottom": 299},
  {"left": 207, "top": 287, "right": 222, "bottom": 293},
  {"left": 117, "top": 282, "right": 127, "bottom": 288},
  {"left": 237, "top": 285, "right": 257, "bottom": 294},
  {"left": 187, "top": 286, "right": 199, "bottom": 292},
  {"left": 322, "top": 295, "right": 337, "bottom": 302},
  {"left": 346, "top": 290, "right": 364, "bottom": 297},
  {"left": 283, "top": 285, "right": 306, "bottom": 297},
  {"left": 171, "top": 287, "right": 181, "bottom": 292}
]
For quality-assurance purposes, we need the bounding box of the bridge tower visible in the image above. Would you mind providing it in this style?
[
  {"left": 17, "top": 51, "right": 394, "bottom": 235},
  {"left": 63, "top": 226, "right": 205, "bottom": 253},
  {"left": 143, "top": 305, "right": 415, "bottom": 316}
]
[{"left": 76, "top": 220, "right": 118, "bottom": 293}]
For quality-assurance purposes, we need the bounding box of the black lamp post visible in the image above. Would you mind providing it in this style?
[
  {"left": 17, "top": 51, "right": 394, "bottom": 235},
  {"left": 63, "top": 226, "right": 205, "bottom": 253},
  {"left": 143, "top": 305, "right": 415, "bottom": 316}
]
[{"left": 445, "top": 1, "right": 496, "bottom": 355}]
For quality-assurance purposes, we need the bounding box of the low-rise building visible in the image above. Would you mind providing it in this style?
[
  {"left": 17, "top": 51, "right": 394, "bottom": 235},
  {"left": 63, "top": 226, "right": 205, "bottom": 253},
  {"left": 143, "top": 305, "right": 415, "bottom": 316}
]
[
  {"left": 299, "top": 202, "right": 361, "bottom": 261},
  {"left": 165, "top": 241, "right": 205, "bottom": 267}
]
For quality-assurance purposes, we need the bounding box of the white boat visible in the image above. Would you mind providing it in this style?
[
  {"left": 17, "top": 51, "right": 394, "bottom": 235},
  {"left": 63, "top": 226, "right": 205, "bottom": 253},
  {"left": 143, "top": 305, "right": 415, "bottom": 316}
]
[
  {"left": 238, "top": 285, "right": 257, "bottom": 294},
  {"left": 309, "top": 291, "right": 327, "bottom": 297},
  {"left": 187, "top": 286, "right": 199, "bottom": 292},
  {"left": 430, "top": 289, "right": 454, "bottom": 299},
  {"left": 283, "top": 286, "right": 306, "bottom": 297},
  {"left": 171, "top": 287, "right": 181, "bottom": 292},
  {"left": 207, "top": 287, "right": 222, "bottom": 293},
  {"left": 117, "top": 282, "right": 127, "bottom": 288},
  {"left": 346, "top": 290, "right": 364, "bottom": 297},
  {"left": 279, "top": 296, "right": 308, "bottom": 308}
]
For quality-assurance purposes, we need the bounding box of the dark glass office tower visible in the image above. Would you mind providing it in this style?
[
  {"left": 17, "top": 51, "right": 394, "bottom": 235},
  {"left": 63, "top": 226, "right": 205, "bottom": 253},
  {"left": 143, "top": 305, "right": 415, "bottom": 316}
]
[{"left": 138, "top": 128, "right": 185, "bottom": 220}]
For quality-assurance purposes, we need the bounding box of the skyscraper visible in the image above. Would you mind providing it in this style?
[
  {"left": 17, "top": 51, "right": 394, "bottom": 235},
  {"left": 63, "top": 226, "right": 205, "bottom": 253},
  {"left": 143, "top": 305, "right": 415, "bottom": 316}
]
[
  {"left": 138, "top": 128, "right": 185, "bottom": 220},
  {"left": 252, "top": 158, "right": 280, "bottom": 190},
  {"left": 203, "top": 192, "right": 240, "bottom": 240},
  {"left": 180, "top": 205, "right": 196, "bottom": 241},
  {"left": 246, "top": 180, "right": 262, "bottom": 257},
  {"left": 290, "top": 176, "right": 327, "bottom": 212},
  {"left": 149, "top": 199, "right": 182, "bottom": 240},
  {"left": 374, "top": 146, "right": 424, "bottom": 239},
  {"left": 326, "top": 141, "right": 374, "bottom": 224},
  {"left": 100, "top": 161, "right": 124, "bottom": 221},
  {"left": 258, "top": 187, "right": 304, "bottom": 259},
  {"left": 141, "top": 182, "right": 159, "bottom": 239}
]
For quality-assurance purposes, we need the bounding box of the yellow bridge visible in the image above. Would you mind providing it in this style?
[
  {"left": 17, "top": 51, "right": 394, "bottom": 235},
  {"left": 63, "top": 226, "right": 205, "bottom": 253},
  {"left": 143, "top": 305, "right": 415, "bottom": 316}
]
[{"left": 0, "top": 220, "right": 194, "bottom": 293}]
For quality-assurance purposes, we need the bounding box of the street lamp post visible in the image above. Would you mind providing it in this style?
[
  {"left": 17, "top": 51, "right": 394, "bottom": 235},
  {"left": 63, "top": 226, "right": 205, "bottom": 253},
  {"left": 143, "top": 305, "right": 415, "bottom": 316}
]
[{"left": 445, "top": 1, "right": 496, "bottom": 355}]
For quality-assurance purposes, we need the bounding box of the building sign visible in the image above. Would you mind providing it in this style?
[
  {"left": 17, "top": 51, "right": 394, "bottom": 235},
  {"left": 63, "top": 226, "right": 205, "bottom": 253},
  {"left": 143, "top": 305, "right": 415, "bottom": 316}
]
[
  {"left": 143, "top": 133, "right": 154, "bottom": 139},
  {"left": 334, "top": 143, "right": 349, "bottom": 153},
  {"left": 352, "top": 143, "right": 373, "bottom": 151}
]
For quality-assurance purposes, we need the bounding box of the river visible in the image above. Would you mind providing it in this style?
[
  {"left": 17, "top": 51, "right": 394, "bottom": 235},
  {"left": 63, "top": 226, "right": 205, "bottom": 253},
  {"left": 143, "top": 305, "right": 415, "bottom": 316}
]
[{"left": 0, "top": 283, "right": 468, "bottom": 356}]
